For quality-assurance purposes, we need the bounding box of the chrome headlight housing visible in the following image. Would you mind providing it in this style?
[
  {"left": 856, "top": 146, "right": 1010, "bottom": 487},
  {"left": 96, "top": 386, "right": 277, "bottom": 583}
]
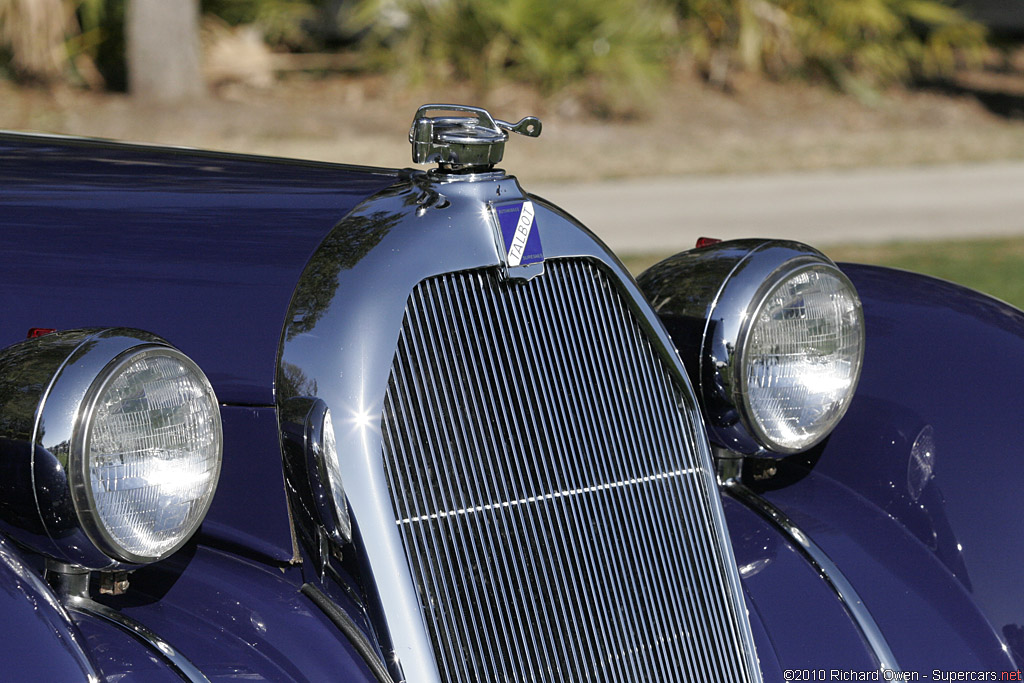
[
  {"left": 0, "top": 328, "right": 222, "bottom": 569},
  {"left": 641, "top": 239, "right": 865, "bottom": 456}
]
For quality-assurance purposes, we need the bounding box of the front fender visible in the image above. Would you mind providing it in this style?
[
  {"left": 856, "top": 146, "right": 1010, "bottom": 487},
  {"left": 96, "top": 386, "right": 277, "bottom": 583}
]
[
  {"left": 0, "top": 539, "right": 99, "bottom": 681},
  {"left": 642, "top": 256, "right": 1024, "bottom": 671},
  {"left": 804, "top": 264, "right": 1024, "bottom": 662}
]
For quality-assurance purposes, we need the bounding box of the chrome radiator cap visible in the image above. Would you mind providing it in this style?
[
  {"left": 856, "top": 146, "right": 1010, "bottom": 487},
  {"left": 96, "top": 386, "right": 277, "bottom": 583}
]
[{"left": 409, "top": 104, "right": 541, "bottom": 172}]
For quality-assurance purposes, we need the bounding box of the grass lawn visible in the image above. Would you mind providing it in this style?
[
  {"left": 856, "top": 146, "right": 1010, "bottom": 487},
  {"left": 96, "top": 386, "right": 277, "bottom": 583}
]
[{"left": 621, "top": 236, "right": 1024, "bottom": 311}]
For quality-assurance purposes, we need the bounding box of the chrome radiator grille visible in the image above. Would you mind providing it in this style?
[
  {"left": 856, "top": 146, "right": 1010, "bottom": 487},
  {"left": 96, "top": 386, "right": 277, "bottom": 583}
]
[{"left": 381, "top": 260, "right": 754, "bottom": 682}]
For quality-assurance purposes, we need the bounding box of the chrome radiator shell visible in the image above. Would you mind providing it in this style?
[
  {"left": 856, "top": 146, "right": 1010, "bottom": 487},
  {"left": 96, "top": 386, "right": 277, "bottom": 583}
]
[{"left": 277, "top": 171, "right": 761, "bottom": 683}]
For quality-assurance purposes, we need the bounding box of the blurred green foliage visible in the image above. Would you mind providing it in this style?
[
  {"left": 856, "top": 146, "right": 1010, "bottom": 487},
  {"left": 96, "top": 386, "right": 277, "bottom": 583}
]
[
  {"left": 680, "top": 0, "right": 988, "bottom": 92},
  {"left": 75, "top": 0, "right": 125, "bottom": 89},
  {"left": 352, "top": 0, "right": 988, "bottom": 105},
  {"left": 354, "top": 0, "right": 677, "bottom": 110},
  {"left": 201, "top": 0, "right": 317, "bottom": 49},
  {"left": 0, "top": 0, "right": 990, "bottom": 105}
]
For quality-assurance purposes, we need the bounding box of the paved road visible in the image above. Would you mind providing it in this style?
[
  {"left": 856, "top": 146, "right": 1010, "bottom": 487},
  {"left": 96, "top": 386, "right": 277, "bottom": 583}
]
[{"left": 533, "top": 161, "right": 1024, "bottom": 254}]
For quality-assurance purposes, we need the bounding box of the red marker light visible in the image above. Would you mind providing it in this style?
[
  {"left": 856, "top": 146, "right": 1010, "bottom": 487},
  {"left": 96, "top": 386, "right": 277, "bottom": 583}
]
[
  {"left": 695, "top": 237, "right": 722, "bottom": 249},
  {"left": 27, "top": 328, "right": 56, "bottom": 338}
]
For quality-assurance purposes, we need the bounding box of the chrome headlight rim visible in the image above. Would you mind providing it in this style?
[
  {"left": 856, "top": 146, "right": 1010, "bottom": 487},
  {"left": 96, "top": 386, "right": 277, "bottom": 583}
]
[
  {"left": 691, "top": 240, "right": 864, "bottom": 456},
  {"left": 0, "top": 328, "right": 223, "bottom": 570},
  {"left": 730, "top": 259, "right": 864, "bottom": 455},
  {"left": 70, "top": 344, "right": 223, "bottom": 565}
]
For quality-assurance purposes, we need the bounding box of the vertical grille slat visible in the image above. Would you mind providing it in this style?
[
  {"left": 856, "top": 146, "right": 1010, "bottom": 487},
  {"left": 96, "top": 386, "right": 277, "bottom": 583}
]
[
  {"left": 544, "top": 281, "right": 653, "bottom": 680},
  {"left": 537, "top": 271, "right": 674, "bottom": 681},
  {"left": 514, "top": 277, "right": 635, "bottom": 681},
  {"left": 572, "top": 271, "right": 703, "bottom": 677},
  {"left": 406, "top": 287, "right": 493, "bottom": 680},
  {"left": 604, "top": 299, "right": 724, "bottom": 669},
  {"left": 454, "top": 274, "right": 552, "bottom": 679},
  {"left": 486, "top": 275, "right": 591, "bottom": 680},
  {"left": 626, "top": 327, "right": 739, "bottom": 677},
  {"left": 569, "top": 263, "right": 693, "bottom": 676},
  {"left": 381, "top": 260, "right": 754, "bottom": 682},
  {"left": 388, "top": 335, "right": 479, "bottom": 682},
  {"left": 428, "top": 279, "right": 521, "bottom": 683}
]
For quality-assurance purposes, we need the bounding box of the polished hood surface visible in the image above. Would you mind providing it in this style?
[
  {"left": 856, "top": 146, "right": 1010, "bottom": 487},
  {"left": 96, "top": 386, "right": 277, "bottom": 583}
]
[{"left": 0, "top": 133, "right": 398, "bottom": 404}]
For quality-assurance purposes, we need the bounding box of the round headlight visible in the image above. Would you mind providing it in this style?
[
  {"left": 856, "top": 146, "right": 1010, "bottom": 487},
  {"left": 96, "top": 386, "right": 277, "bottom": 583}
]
[
  {"left": 637, "top": 239, "right": 865, "bottom": 456},
  {"left": 0, "top": 328, "right": 222, "bottom": 569},
  {"left": 74, "top": 347, "right": 223, "bottom": 564},
  {"left": 738, "top": 264, "right": 864, "bottom": 453}
]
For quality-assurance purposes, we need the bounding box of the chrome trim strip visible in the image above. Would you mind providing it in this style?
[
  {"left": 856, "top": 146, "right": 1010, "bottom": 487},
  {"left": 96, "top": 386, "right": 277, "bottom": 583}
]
[
  {"left": 66, "top": 595, "right": 211, "bottom": 683},
  {"left": 0, "top": 541, "right": 100, "bottom": 683},
  {"left": 301, "top": 584, "right": 394, "bottom": 683},
  {"left": 724, "top": 480, "right": 901, "bottom": 673}
]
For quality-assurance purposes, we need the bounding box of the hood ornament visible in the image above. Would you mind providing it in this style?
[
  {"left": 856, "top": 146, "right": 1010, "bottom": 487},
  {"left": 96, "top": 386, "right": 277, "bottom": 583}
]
[{"left": 409, "top": 104, "right": 541, "bottom": 173}]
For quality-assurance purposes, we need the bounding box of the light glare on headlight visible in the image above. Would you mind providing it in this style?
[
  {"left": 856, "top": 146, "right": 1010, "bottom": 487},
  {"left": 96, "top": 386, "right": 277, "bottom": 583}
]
[
  {"left": 77, "top": 348, "right": 222, "bottom": 564},
  {"left": 741, "top": 265, "right": 864, "bottom": 453}
]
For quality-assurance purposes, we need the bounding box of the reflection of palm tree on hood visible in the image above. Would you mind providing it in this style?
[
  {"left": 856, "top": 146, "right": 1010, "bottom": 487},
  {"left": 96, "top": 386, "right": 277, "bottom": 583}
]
[
  {"left": 286, "top": 210, "right": 403, "bottom": 342},
  {"left": 285, "top": 177, "right": 441, "bottom": 342}
]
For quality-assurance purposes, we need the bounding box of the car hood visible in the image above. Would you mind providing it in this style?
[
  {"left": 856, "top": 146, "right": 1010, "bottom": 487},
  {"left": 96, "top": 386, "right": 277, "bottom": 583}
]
[{"left": 0, "top": 133, "right": 399, "bottom": 405}]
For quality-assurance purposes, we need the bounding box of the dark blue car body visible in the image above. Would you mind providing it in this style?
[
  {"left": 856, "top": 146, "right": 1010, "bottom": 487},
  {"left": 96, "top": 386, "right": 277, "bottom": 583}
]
[{"left": 2, "top": 129, "right": 1022, "bottom": 682}]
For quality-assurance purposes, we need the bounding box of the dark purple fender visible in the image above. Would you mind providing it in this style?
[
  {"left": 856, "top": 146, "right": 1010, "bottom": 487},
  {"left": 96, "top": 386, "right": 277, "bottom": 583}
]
[
  {"left": 0, "top": 134, "right": 397, "bottom": 679},
  {"left": 724, "top": 496, "right": 874, "bottom": 681},
  {"left": 0, "top": 534, "right": 382, "bottom": 681},
  {"left": 86, "top": 545, "right": 381, "bottom": 681},
  {"left": 731, "top": 264, "right": 1024, "bottom": 674},
  {"left": 0, "top": 541, "right": 99, "bottom": 680}
]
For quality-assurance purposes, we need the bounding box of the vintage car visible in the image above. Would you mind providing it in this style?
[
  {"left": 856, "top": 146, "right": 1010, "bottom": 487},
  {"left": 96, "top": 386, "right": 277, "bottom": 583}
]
[{"left": 1, "top": 104, "right": 1023, "bottom": 682}]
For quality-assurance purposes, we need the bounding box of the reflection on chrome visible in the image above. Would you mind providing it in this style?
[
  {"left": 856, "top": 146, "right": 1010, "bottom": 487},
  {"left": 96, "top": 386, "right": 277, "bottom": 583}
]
[
  {"left": 738, "top": 557, "right": 773, "bottom": 579},
  {"left": 347, "top": 405, "right": 378, "bottom": 433}
]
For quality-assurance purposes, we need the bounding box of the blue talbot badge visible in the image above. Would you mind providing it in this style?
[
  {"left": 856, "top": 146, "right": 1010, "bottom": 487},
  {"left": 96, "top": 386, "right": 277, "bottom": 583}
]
[{"left": 491, "top": 199, "right": 544, "bottom": 278}]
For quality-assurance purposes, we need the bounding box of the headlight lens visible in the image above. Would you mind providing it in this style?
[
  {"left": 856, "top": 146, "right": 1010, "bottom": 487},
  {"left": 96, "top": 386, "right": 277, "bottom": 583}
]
[
  {"left": 740, "top": 264, "right": 864, "bottom": 453},
  {"left": 76, "top": 347, "right": 222, "bottom": 564}
]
